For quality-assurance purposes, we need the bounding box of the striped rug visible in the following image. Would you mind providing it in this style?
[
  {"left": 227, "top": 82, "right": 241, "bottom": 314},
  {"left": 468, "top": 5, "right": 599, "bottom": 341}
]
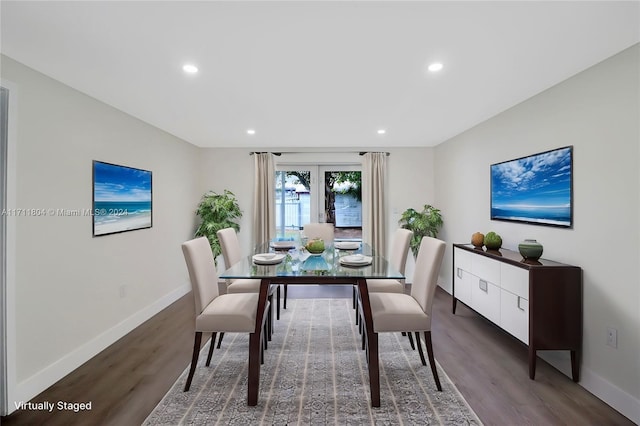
[{"left": 144, "top": 298, "right": 481, "bottom": 425}]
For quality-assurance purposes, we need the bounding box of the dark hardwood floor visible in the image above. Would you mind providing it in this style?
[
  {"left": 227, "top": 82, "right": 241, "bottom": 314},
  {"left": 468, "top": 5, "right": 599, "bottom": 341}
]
[{"left": 2, "top": 286, "right": 633, "bottom": 426}]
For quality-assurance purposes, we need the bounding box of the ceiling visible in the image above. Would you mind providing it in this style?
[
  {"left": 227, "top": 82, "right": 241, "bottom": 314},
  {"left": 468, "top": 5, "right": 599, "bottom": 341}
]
[{"left": 1, "top": 1, "right": 639, "bottom": 149}]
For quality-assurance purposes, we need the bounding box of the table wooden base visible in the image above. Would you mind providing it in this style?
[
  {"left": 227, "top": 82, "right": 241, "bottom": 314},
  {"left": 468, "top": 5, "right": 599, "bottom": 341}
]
[{"left": 247, "top": 277, "right": 380, "bottom": 407}]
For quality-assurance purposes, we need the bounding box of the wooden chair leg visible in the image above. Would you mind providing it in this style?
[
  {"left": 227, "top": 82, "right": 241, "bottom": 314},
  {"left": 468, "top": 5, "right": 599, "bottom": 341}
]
[
  {"left": 284, "top": 284, "right": 288, "bottom": 309},
  {"left": 269, "top": 291, "right": 276, "bottom": 340},
  {"left": 424, "top": 331, "right": 442, "bottom": 391},
  {"left": 264, "top": 325, "right": 268, "bottom": 350},
  {"left": 217, "top": 332, "right": 224, "bottom": 348},
  {"left": 407, "top": 331, "right": 416, "bottom": 350},
  {"left": 267, "top": 294, "right": 273, "bottom": 342},
  {"left": 184, "top": 332, "right": 202, "bottom": 392},
  {"left": 276, "top": 285, "right": 281, "bottom": 320},
  {"left": 206, "top": 332, "right": 217, "bottom": 366},
  {"left": 352, "top": 285, "right": 356, "bottom": 309},
  {"left": 261, "top": 324, "right": 267, "bottom": 364},
  {"left": 414, "top": 331, "right": 427, "bottom": 366}
]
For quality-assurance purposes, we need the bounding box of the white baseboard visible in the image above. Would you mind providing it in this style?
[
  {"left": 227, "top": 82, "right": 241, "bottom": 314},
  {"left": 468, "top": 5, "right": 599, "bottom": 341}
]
[
  {"left": 523, "top": 336, "right": 640, "bottom": 423},
  {"left": 9, "top": 284, "right": 190, "bottom": 414},
  {"left": 577, "top": 363, "right": 639, "bottom": 424}
]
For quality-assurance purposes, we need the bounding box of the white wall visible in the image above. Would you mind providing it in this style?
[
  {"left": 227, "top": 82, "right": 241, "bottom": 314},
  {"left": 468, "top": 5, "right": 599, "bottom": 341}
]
[
  {"left": 1, "top": 55, "right": 201, "bottom": 408},
  {"left": 434, "top": 44, "right": 640, "bottom": 423}
]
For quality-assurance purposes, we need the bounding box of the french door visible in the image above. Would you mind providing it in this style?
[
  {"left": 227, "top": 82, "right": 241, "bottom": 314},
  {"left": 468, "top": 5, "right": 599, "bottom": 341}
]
[{"left": 274, "top": 164, "right": 362, "bottom": 240}]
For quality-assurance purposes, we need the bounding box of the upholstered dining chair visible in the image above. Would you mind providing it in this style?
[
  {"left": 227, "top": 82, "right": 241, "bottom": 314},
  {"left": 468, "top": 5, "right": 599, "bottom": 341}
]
[
  {"left": 181, "top": 237, "right": 270, "bottom": 392},
  {"left": 366, "top": 236, "right": 446, "bottom": 391},
  {"left": 217, "top": 228, "right": 277, "bottom": 343},
  {"left": 353, "top": 228, "right": 412, "bottom": 314},
  {"left": 355, "top": 228, "right": 414, "bottom": 346},
  {"left": 302, "top": 222, "right": 335, "bottom": 243},
  {"left": 278, "top": 222, "right": 337, "bottom": 310}
]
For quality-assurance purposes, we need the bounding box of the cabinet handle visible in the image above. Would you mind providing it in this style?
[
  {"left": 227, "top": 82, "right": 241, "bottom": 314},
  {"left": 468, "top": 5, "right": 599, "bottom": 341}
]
[
  {"left": 517, "top": 296, "right": 525, "bottom": 311},
  {"left": 479, "top": 279, "right": 488, "bottom": 292},
  {"left": 457, "top": 268, "right": 463, "bottom": 278}
]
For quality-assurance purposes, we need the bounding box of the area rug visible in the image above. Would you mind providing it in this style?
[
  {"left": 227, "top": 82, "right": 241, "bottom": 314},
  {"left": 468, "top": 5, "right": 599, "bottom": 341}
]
[{"left": 144, "top": 298, "right": 482, "bottom": 425}]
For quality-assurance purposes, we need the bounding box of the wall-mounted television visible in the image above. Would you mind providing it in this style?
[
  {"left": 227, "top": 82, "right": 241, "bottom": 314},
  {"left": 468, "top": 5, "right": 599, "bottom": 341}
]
[
  {"left": 92, "top": 161, "right": 152, "bottom": 236},
  {"left": 490, "top": 146, "right": 573, "bottom": 228}
]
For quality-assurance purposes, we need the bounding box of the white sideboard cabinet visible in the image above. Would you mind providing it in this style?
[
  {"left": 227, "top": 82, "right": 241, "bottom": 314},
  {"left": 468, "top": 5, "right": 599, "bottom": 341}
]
[{"left": 452, "top": 244, "right": 582, "bottom": 381}]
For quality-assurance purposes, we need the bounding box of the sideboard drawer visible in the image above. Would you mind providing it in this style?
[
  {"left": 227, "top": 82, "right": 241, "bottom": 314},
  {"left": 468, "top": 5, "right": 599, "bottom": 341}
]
[
  {"left": 454, "top": 268, "right": 473, "bottom": 306},
  {"left": 500, "top": 263, "right": 529, "bottom": 299},
  {"left": 454, "top": 247, "right": 472, "bottom": 271},
  {"left": 500, "top": 289, "right": 529, "bottom": 344},
  {"left": 471, "top": 275, "right": 500, "bottom": 324},
  {"left": 471, "top": 255, "right": 501, "bottom": 285}
]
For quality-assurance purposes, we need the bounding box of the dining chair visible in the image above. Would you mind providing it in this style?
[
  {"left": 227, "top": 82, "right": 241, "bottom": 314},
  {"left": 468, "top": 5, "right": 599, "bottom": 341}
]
[
  {"left": 355, "top": 228, "right": 413, "bottom": 346},
  {"left": 366, "top": 236, "right": 446, "bottom": 391},
  {"left": 217, "top": 228, "right": 277, "bottom": 343},
  {"left": 353, "top": 228, "right": 412, "bottom": 311},
  {"left": 278, "top": 222, "right": 336, "bottom": 310},
  {"left": 181, "top": 237, "right": 270, "bottom": 392},
  {"left": 302, "top": 222, "right": 335, "bottom": 243}
]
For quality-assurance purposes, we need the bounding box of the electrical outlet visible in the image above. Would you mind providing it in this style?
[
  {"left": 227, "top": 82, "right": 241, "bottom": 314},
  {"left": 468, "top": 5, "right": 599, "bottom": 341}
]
[
  {"left": 119, "top": 285, "right": 127, "bottom": 299},
  {"left": 606, "top": 327, "right": 617, "bottom": 348}
]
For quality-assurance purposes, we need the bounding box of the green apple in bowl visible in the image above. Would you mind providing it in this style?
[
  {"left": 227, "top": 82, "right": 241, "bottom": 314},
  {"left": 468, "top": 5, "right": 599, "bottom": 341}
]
[{"left": 305, "top": 238, "right": 325, "bottom": 254}]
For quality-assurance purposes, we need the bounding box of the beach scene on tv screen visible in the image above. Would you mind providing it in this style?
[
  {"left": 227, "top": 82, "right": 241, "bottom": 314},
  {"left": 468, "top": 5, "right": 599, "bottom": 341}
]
[
  {"left": 491, "top": 147, "right": 572, "bottom": 227},
  {"left": 93, "top": 162, "right": 152, "bottom": 236}
]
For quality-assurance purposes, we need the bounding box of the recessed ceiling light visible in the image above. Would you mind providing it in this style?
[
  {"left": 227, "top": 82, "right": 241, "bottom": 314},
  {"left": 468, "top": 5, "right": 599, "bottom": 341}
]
[
  {"left": 182, "top": 64, "right": 198, "bottom": 74},
  {"left": 377, "top": 129, "right": 386, "bottom": 135},
  {"left": 247, "top": 129, "right": 256, "bottom": 135},
  {"left": 427, "top": 62, "right": 443, "bottom": 72}
]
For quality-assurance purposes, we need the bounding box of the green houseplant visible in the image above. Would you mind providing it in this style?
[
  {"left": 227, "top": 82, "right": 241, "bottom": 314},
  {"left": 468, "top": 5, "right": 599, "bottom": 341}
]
[
  {"left": 399, "top": 204, "right": 444, "bottom": 257},
  {"left": 194, "top": 190, "right": 243, "bottom": 263}
]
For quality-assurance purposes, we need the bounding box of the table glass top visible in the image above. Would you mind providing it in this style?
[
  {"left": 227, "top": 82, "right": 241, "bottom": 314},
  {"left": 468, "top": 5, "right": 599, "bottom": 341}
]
[{"left": 219, "top": 242, "right": 404, "bottom": 280}]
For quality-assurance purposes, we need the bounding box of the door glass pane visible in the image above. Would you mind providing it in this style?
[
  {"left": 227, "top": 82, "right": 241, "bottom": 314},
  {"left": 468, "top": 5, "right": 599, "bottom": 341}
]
[
  {"left": 323, "top": 170, "right": 362, "bottom": 240},
  {"left": 275, "top": 170, "right": 311, "bottom": 239}
]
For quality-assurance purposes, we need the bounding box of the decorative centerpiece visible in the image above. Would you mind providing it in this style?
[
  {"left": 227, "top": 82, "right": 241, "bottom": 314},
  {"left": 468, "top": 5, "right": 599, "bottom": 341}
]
[
  {"left": 518, "top": 239, "right": 543, "bottom": 261},
  {"left": 484, "top": 231, "right": 502, "bottom": 250},
  {"left": 305, "top": 238, "right": 325, "bottom": 254},
  {"left": 471, "top": 232, "right": 484, "bottom": 249}
]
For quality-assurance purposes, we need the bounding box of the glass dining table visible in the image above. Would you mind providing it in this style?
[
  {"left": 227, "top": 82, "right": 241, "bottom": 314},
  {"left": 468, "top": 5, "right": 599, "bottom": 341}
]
[{"left": 219, "top": 241, "right": 404, "bottom": 407}]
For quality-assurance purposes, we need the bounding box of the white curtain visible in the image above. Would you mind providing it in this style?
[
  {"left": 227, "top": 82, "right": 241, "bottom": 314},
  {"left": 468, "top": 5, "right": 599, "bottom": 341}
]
[
  {"left": 362, "top": 152, "right": 387, "bottom": 256},
  {"left": 252, "top": 153, "right": 276, "bottom": 249}
]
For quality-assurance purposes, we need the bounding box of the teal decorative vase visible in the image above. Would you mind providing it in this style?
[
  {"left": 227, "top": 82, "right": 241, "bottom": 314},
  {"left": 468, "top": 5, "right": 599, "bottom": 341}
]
[{"left": 518, "top": 239, "right": 543, "bottom": 261}]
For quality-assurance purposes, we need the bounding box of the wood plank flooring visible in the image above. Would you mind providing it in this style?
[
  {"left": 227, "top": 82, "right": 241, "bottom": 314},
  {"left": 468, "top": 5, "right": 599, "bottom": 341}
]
[{"left": 2, "top": 286, "right": 633, "bottom": 425}]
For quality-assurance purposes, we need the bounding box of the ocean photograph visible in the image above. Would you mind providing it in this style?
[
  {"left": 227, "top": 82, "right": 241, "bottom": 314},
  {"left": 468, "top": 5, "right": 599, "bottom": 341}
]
[
  {"left": 93, "top": 161, "right": 152, "bottom": 236},
  {"left": 491, "top": 147, "right": 572, "bottom": 227}
]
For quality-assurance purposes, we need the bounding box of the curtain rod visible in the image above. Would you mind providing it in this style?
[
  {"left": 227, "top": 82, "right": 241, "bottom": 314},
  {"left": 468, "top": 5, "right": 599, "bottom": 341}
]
[{"left": 250, "top": 151, "right": 390, "bottom": 156}]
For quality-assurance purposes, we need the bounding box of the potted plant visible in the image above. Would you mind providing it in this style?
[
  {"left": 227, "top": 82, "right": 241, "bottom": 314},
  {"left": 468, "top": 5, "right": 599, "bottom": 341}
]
[
  {"left": 194, "top": 190, "right": 243, "bottom": 263},
  {"left": 399, "top": 204, "right": 443, "bottom": 257}
]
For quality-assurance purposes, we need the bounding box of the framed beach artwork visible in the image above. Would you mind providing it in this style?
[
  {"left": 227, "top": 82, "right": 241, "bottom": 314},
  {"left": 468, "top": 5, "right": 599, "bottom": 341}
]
[
  {"left": 490, "top": 146, "right": 573, "bottom": 228},
  {"left": 92, "top": 160, "right": 152, "bottom": 236}
]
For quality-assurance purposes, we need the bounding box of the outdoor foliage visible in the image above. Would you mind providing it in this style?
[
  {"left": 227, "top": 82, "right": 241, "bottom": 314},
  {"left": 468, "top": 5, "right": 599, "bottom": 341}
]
[{"left": 287, "top": 171, "right": 362, "bottom": 225}]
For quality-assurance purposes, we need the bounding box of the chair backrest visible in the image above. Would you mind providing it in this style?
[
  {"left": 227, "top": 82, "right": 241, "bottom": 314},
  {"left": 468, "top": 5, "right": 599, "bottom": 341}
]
[
  {"left": 410, "top": 236, "right": 446, "bottom": 320},
  {"left": 388, "top": 228, "right": 413, "bottom": 274},
  {"left": 182, "top": 237, "right": 220, "bottom": 315},
  {"left": 217, "top": 227, "right": 243, "bottom": 268},
  {"left": 303, "top": 223, "right": 335, "bottom": 243}
]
